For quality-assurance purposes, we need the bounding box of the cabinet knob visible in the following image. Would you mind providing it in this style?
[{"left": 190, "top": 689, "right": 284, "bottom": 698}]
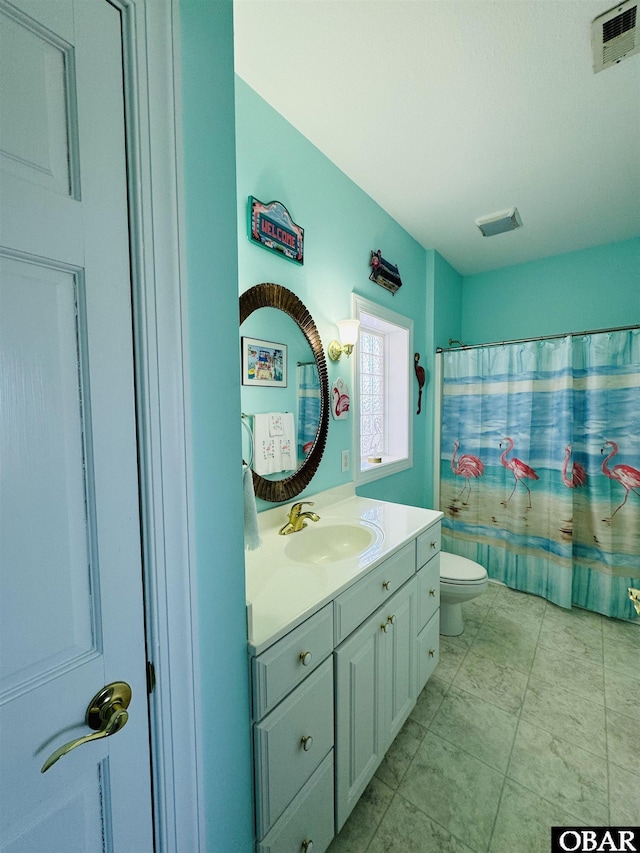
[
  {"left": 429, "top": 588, "right": 436, "bottom": 597},
  {"left": 430, "top": 541, "right": 437, "bottom": 549},
  {"left": 382, "top": 580, "right": 390, "bottom": 590},
  {"left": 302, "top": 841, "right": 314, "bottom": 852},
  {"left": 299, "top": 651, "right": 313, "bottom": 666},
  {"left": 380, "top": 622, "right": 389, "bottom": 633},
  {"left": 301, "top": 735, "right": 313, "bottom": 751},
  {"left": 429, "top": 648, "right": 436, "bottom": 657},
  {"left": 387, "top": 614, "right": 396, "bottom": 624}
]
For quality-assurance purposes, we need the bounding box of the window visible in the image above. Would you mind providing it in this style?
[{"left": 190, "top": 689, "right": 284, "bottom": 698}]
[{"left": 352, "top": 294, "right": 413, "bottom": 483}]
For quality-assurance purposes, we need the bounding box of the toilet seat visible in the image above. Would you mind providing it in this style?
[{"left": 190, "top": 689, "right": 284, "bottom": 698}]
[{"left": 440, "top": 552, "right": 487, "bottom": 584}]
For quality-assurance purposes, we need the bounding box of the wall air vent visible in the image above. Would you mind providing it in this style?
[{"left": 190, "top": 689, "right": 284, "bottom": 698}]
[{"left": 592, "top": 1, "right": 639, "bottom": 72}]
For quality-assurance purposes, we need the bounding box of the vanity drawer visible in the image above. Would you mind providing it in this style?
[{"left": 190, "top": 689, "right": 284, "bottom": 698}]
[
  {"left": 417, "top": 553, "right": 440, "bottom": 632},
  {"left": 257, "top": 751, "right": 334, "bottom": 853},
  {"left": 254, "top": 657, "right": 334, "bottom": 839},
  {"left": 252, "top": 603, "right": 334, "bottom": 720},
  {"left": 417, "top": 522, "right": 441, "bottom": 569},
  {"left": 334, "top": 541, "right": 415, "bottom": 645},
  {"left": 417, "top": 611, "right": 440, "bottom": 693}
]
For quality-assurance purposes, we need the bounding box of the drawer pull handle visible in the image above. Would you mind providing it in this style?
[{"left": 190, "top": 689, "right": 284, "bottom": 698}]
[
  {"left": 387, "top": 614, "right": 396, "bottom": 624},
  {"left": 429, "top": 588, "right": 436, "bottom": 597},
  {"left": 431, "top": 541, "right": 437, "bottom": 549},
  {"left": 299, "top": 651, "right": 313, "bottom": 666},
  {"left": 429, "top": 648, "right": 436, "bottom": 657},
  {"left": 302, "top": 841, "right": 313, "bottom": 852},
  {"left": 301, "top": 735, "right": 313, "bottom": 751},
  {"left": 382, "top": 580, "right": 390, "bottom": 590},
  {"left": 380, "top": 622, "right": 389, "bottom": 633}
]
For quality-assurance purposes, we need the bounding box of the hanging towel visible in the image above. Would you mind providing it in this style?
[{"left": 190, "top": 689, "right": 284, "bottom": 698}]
[
  {"left": 278, "top": 412, "right": 296, "bottom": 471},
  {"left": 297, "top": 363, "right": 321, "bottom": 459},
  {"left": 253, "top": 412, "right": 297, "bottom": 475},
  {"left": 253, "top": 413, "right": 278, "bottom": 475},
  {"left": 269, "top": 413, "right": 284, "bottom": 436},
  {"left": 243, "top": 464, "right": 261, "bottom": 550}
]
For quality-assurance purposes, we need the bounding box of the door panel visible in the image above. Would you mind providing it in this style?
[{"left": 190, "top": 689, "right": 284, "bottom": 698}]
[
  {"left": 0, "top": 1, "right": 154, "bottom": 850},
  {"left": 2, "top": 775, "right": 105, "bottom": 853},
  {"left": 0, "top": 5, "right": 76, "bottom": 197},
  {"left": 1, "top": 257, "right": 97, "bottom": 695}
]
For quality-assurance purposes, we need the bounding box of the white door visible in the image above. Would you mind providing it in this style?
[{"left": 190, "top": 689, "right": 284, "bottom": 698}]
[{"left": 0, "top": 0, "right": 154, "bottom": 850}]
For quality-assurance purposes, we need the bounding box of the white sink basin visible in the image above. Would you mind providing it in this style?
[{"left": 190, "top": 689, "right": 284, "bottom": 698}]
[{"left": 284, "top": 522, "right": 381, "bottom": 566}]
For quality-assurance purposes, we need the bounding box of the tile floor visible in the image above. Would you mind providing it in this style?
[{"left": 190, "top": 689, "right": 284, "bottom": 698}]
[{"left": 328, "top": 582, "right": 640, "bottom": 853}]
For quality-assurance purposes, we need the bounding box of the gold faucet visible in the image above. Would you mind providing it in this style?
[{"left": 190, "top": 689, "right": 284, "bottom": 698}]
[{"left": 279, "top": 501, "right": 320, "bottom": 535}]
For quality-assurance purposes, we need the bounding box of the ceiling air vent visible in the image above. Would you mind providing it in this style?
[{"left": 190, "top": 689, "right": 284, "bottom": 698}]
[{"left": 592, "top": 1, "right": 639, "bottom": 72}]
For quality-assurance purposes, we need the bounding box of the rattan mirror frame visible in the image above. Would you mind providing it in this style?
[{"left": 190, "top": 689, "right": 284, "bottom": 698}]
[{"left": 240, "top": 283, "right": 329, "bottom": 502}]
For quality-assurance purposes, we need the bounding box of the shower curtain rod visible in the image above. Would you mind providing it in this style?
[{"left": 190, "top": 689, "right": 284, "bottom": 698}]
[{"left": 436, "top": 323, "right": 640, "bottom": 353}]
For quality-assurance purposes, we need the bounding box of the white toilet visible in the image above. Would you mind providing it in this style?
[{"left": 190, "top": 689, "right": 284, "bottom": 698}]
[{"left": 439, "top": 551, "right": 488, "bottom": 636}]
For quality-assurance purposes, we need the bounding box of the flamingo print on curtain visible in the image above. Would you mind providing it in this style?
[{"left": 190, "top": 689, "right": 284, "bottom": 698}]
[
  {"left": 439, "top": 329, "right": 640, "bottom": 620},
  {"left": 450, "top": 439, "right": 484, "bottom": 504}
]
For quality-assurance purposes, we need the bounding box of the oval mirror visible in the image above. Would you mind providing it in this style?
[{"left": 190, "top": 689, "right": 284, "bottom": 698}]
[{"left": 239, "top": 283, "right": 329, "bottom": 502}]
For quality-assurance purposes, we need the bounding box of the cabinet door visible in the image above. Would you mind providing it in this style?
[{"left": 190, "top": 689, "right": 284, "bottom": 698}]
[
  {"left": 334, "top": 578, "right": 417, "bottom": 831},
  {"left": 383, "top": 579, "right": 417, "bottom": 743},
  {"left": 334, "top": 612, "right": 386, "bottom": 831},
  {"left": 417, "top": 611, "right": 440, "bottom": 694}
]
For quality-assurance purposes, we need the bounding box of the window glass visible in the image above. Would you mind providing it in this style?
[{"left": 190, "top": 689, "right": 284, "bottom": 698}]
[
  {"left": 360, "top": 330, "right": 385, "bottom": 458},
  {"left": 352, "top": 295, "right": 413, "bottom": 484}
]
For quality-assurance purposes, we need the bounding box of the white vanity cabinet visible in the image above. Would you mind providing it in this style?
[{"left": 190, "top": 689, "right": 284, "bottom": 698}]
[{"left": 247, "top": 500, "right": 442, "bottom": 852}]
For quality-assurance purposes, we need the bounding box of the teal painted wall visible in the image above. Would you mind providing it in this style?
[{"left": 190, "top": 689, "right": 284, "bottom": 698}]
[
  {"left": 179, "top": 3, "right": 254, "bottom": 850},
  {"left": 235, "top": 78, "right": 431, "bottom": 510},
  {"left": 461, "top": 237, "right": 640, "bottom": 344},
  {"left": 427, "top": 251, "right": 463, "bottom": 507},
  {"left": 434, "top": 251, "right": 463, "bottom": 351}
]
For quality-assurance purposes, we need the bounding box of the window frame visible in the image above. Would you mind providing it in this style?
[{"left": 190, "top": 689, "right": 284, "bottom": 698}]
[{"left": 351, "top": 294, "right": 413, "bottom": 484}]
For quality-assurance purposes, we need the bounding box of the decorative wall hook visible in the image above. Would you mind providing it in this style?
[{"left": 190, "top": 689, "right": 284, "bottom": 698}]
[{"left": 414, "top": 353, "right": 426, "bottom": 415}]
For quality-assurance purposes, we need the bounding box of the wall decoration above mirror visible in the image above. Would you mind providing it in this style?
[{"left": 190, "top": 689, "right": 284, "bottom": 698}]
[
  {"left": 248, "top": 197, "right": 304, "bottom": 265},
  {"left": 240, "top": 283, "right": 329, "bottom": 502},
  {"left": 369, "top": 249, "right": 403, "bottom": 294}
]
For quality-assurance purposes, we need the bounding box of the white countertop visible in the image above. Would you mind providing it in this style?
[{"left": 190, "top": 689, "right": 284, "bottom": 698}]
[{"left": 245, "top": 485, "right": 443, "bottom": 655}]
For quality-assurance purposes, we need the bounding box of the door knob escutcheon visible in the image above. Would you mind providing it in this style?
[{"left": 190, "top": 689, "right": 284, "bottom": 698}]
[{"left": 41, "top": 682, "right": 132, "bottom": 773}]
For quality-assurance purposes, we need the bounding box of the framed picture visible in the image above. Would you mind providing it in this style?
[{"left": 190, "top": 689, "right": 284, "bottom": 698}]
[{"left": 241, "top": 337, "right": 288, "bottom": 387}]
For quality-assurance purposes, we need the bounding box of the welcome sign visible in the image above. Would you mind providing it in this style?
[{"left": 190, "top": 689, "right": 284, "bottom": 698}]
[{"left": 248, "top": 197, "right": 304, "bottom": 265}]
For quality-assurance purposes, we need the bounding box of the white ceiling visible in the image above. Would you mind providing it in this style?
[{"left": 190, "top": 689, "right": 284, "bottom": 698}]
[{"left": 233, "top": 0, "right": 640, "bottom": 276}]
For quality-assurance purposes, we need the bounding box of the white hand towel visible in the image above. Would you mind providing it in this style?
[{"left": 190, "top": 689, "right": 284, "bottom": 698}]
[
  {"left": 253, "top": 412, "right": 297, "bottom": 474},
  {"left": 278, "top": 413, "right": 296, "bottom": 472},
  {"left": 269, "top": 413, "right": 284, "bottom": 436},
  {"left": 252, "top": 413, "right": 278, "bottom": 475},
  {"left": 243, "top": 464, "right": 261, "bottom": 550}
]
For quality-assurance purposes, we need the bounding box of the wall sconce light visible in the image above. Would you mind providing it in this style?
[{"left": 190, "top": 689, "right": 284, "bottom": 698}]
[{"left": 328, "top": 319, "right": 360, "bottom": 361}]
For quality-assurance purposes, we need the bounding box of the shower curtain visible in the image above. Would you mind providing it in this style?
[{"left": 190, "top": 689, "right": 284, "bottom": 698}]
[
  {"left": 297, "top": 362, "right": 321, "bottom": 461},
  {"left": 439, "top": 329, "right": 640, "bottom": 620}
]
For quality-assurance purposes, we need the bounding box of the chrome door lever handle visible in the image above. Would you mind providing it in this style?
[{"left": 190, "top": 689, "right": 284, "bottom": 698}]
[{"left": 41, "top": 681, "right": 131, "bottom": 773}]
